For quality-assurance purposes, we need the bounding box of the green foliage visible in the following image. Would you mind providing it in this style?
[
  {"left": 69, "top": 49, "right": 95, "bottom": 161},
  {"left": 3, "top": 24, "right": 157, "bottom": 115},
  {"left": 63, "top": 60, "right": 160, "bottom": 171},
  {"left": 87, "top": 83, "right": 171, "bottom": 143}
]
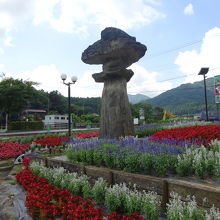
[
  {"left": 135, "top": 127, "right": 165, "bottom": 138},
  {"left": 176, "top": 142, "right": 220, "bottom": 178},
  {"left": 48, "top": 90, "right": 68, "bottom": 115},
  {"left": 82, "top": 181, "right": 92, "bottom": 200},
  {"left": 91, "top": 178, "right": 107, "bottom": 205},
  {"left": 8, "top": 121, "right": 44, "bottom": 131},
  {"left": 153, "top": 154, "right": 172, "bottom": 177},
  {"left": 140, "top": 154, "right": 153, "bottom": 174},
  {"left": 124, "top": 154, "right": 141, "bottom": 172},
  {"left": 0, "top": 77, "right": 37, "bottom": 114},
  {"left": 143, "top": 202, "right": 160, "bottom": 220},
  {"left": 167, "top": 192, "right": 206, "bottom": 220},
  {"left": 71, "top": 97, "right": 101, "bottom": 115},
  {"left": 66, "top": 143, "right": 178, "bottom": 177},
  {"left": 30, "top": 161, "right": 162, "bottom": 218},
  {"left": 7, "top": 180, "right": 17, "bottom": 185}
]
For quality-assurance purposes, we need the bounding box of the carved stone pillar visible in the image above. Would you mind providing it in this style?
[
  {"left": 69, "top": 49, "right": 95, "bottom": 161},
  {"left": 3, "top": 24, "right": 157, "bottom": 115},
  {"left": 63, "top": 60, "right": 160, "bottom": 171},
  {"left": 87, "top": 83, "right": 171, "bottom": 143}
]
[{"left": 82, "top": 27, "right": 147, "bottom": 138}]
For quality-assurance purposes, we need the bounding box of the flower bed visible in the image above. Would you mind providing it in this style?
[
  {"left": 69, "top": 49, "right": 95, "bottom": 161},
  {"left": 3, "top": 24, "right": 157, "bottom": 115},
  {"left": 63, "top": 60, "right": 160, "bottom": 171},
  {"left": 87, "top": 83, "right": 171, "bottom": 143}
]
[
  {"left": 32, "top": 136, "right": 70, "bottom": 147},
  {"left": 17, "top": 158, "right": 220, "bottom": 219},
  {"left": 66, "top": 138, "right": 220, "bottom": 178},
  {"left": 75, "top": 131, "right": 100, "bottom": 139},
  {"left": 66, "top": 137, "right": 183, "bottom": 177},
  {"left": 16, "top": 158, "right": 146, "bottom": 219},
  {"left": 150, "top": 125, "right": 220, "bottom": 146},
  {"left": 0, "top": 142, "right": 30, "bottom": 159}
]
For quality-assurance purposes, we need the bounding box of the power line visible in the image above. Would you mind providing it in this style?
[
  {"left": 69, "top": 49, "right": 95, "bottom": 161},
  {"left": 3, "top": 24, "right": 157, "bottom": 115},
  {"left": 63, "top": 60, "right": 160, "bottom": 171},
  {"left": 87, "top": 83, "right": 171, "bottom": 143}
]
[
  {"left": 145, "top": 33, "right": 220, "bottom": 59},
  {"left": 128, "top": 67, "right": 220, "bottom": 93}
]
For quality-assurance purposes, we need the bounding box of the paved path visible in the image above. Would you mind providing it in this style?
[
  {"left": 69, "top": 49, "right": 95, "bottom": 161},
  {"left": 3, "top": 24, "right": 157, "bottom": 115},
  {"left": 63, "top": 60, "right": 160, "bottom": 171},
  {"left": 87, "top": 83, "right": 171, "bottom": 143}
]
[
  {"left": 0, "top": 166, "right": 32, "bottom": 220},
  {"left": 0, "top": 127, "right": 99, "bottom": 138}
]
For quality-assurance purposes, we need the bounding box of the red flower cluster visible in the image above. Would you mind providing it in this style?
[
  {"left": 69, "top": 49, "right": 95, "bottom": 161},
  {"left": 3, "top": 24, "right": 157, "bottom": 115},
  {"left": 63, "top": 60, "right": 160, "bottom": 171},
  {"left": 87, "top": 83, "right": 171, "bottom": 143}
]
[
  {"left": 16, "top": 159, "right": 144, "bottom": 219},
  {"left": 16, "top": 168, "right": 103, "bottom": 219},
  {"left": 151, "top": 125, "right": 220, "bottom": 145},
  {"left": 33, "top": 136, "right": 70, "bottom": 147},
  {"left": 75, "top": 132, "right": 100, "bottom": 139},
  {"left": 0, "top": 142, "right": 30, "bottom": 159},
  {"left": 22, "top": 157, "right": 32, "bottom": 168}
]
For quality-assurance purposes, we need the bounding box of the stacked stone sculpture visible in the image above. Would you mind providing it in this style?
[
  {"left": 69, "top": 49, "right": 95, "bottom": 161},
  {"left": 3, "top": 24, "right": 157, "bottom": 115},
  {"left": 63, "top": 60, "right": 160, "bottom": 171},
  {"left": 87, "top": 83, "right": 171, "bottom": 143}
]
[{"left": 82, "top": 27, "right": 147, "bottom": 138}]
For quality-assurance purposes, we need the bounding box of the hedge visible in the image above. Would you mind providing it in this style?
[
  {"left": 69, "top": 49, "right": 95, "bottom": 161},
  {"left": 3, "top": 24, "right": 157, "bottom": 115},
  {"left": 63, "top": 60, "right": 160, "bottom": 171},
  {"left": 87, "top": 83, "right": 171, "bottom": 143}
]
[{"left": 8, "top": 121, "right": 44, "bottom": 131}]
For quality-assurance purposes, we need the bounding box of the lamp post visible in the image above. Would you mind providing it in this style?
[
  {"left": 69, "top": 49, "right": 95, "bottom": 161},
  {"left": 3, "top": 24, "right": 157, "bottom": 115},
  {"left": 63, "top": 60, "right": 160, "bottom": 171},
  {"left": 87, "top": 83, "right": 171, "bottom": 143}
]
[
  {"left": 61, "top": 74, "right": 77, "bottom": 136},
  {"left": 198, "top": 67, "right": 209, "bottom": 121}
]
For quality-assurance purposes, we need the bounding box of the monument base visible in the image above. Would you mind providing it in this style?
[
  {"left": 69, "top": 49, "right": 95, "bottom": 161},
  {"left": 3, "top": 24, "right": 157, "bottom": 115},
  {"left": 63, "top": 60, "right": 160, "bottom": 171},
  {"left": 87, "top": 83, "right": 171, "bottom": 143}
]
[{"left": 99, "top": 77, "right": 134, "bottom": 138}]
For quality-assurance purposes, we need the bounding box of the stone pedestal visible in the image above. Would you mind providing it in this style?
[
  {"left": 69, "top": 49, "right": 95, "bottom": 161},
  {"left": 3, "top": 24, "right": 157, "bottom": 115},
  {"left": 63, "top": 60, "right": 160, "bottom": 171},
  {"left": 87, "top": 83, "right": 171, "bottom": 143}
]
[{"left": 96, "top": 73, "right": 134, "bottom": 138}]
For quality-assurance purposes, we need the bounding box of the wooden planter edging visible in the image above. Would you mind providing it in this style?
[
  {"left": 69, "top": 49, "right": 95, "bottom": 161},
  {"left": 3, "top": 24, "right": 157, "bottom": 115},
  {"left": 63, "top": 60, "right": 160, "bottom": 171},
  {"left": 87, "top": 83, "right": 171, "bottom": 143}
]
[{"left": 34, "top": 156, "right": 220, "bottom": 210}]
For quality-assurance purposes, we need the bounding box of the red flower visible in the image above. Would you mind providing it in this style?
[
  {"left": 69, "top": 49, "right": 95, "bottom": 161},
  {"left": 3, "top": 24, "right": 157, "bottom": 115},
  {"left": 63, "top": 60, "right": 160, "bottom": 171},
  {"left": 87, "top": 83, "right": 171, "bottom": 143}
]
[
  {"left": 16, "top": 166, "right": 143, "bottom": 219},
  {"left": 0, "top": 142, "right": 30, "bottom": 159},
  {"left": 32, "top": 136, "right": 70, "bottom": 147},
  {"left": 75, "top": 132, "right": 100, "bottom": 139},
  {"left": 151, "top": 125, "right": 220, "bottom": 146}
]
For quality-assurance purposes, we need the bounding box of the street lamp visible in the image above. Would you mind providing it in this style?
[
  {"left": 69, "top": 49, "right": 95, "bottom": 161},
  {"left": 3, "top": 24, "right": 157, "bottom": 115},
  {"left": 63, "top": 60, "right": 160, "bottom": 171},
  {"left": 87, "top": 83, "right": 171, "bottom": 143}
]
[
  {"left": 198, "top": 67, "right": 209, "bottom": 121},
  {"left": 61, "top": 74, "right": 77, "bottom": 136}
]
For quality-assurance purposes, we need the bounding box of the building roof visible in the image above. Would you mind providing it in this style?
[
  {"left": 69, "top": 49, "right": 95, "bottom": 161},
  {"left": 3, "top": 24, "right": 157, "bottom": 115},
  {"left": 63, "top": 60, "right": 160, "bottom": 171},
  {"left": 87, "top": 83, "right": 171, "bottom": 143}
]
[{"left": 24, "top": 109, "right": 46, "bottom": 113}]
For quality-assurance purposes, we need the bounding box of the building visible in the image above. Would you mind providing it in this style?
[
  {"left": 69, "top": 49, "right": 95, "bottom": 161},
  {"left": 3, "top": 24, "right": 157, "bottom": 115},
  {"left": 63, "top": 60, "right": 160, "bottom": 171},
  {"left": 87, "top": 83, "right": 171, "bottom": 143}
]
[
  {"left": 42, "top": 115, "right": 71, "bottom": 129},
  {"left": 23, "top": 109, "right": 46, "bottom": 120}
]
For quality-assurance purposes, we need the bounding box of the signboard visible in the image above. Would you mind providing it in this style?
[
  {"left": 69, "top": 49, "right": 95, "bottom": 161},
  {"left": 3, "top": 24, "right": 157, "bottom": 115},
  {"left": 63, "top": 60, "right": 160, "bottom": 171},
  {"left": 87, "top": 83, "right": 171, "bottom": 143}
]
[
  {"left": 214, "top": 85, "right": 220, "bottom": 95},
  {"left": 214, "top": 75, "right": 220, "bottom": 103},
  {"left": 133, "top": 118, "right": 139, "bottom": 125}
]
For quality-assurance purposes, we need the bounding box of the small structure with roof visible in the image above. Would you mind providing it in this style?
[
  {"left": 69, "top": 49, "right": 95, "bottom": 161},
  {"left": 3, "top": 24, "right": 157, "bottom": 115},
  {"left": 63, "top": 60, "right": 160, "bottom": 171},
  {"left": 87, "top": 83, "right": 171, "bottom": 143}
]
[{"left": 23, "top": 109, "right": 46, "bottom": 120}]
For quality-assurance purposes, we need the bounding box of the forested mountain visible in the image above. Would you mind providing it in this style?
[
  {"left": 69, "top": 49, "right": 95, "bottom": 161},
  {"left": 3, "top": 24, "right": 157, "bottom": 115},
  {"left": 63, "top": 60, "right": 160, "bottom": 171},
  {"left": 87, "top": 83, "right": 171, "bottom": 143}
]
[
  {"left": 128, "top": 94, "right": 150, "bottom": 104},
  {"left": 143, "top": 77, "right": 216, "bottom": 115}
]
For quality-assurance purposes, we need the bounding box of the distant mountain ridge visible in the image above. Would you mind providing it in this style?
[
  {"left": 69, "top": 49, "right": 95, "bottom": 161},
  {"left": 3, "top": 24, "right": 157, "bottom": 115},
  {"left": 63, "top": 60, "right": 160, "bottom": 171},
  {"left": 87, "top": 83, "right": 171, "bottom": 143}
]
[
  {"left": 128, "top": 93, "right": 150, "bottom": 104},
  {"left": 142, "top": 77, "right": 216, "bottom": 115}
]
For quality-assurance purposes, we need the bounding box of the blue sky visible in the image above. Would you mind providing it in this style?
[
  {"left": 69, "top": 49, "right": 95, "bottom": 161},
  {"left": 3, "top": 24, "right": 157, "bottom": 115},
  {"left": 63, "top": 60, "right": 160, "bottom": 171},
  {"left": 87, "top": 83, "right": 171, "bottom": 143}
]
[{"left": 0, "top": 0, "right": 220, "bottom": 98}]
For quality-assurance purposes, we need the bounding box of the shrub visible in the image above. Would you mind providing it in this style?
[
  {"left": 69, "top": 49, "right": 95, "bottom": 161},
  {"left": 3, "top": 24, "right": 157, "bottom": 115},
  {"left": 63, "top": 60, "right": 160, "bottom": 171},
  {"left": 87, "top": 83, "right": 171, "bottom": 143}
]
[{"left": 8, "top": 121, "right": 44, "bottom": 131}]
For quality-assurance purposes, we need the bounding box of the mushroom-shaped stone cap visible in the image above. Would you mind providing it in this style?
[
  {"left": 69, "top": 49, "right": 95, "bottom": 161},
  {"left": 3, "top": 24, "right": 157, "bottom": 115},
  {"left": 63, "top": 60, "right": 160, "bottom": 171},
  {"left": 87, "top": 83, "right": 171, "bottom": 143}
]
[{"left": 81, "top": 27, "right": 147, "bottom": 70}]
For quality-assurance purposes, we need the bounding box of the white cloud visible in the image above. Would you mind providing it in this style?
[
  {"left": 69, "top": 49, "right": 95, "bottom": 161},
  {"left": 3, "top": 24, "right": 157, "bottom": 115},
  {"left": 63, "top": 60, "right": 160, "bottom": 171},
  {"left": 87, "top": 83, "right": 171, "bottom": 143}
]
[
  {"left": 33, "top": 0, "right": 165, "bottom": 33},
  {"left": 0, "top": 0, "right": 34, "bottom": 46},
  {"left": 7, "top": 64, "right": 102, "bottom": 97},
  {"left": 8, "top": 64, "right": 64, "bottom": 93},
  {"left": 75, "top": 70, "right": 103, "bottom": 97},
  {"left": 128, "top": 64, "right": 172, "bottom": 97},
  {"left": 175, "top": 27, "right": 220, "bottom": 83},
  {"left": 0, "top": 48, "right": 4, "bottom": 54},
  {"left": 5, "top": 63, "right": 172, "bottom": 98},
  {"left": 0, "top": 63, "right": 5, "bottom": 71},
  {"left": 0, "top": 0, "right": 165, "bottom": 45},
  {"left": 183, "top": 3, "right": 194, "bottom": 16}
]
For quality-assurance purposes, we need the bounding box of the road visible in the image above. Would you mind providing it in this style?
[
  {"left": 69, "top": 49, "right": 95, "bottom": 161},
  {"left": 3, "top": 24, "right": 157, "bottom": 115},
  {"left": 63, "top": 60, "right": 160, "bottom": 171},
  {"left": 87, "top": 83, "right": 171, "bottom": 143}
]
[{"left": 0, "top": 128, "right": 99, "bottom": 138}]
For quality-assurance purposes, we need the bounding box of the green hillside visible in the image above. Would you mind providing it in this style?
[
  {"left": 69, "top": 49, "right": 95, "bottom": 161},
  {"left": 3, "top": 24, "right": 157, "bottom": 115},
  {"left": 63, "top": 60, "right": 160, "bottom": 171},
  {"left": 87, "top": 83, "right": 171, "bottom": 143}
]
[{"left": 144, "top": 77, "right": 217, "bottom": 115}]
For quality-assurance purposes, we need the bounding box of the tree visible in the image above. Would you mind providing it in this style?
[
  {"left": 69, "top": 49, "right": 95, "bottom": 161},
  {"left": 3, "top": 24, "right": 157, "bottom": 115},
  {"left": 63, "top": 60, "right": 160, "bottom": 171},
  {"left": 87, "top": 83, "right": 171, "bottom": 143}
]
[
  {"left": 48, "top": 91, "right": 68, "bottom": 114},
  {"left": 0, "top": 77, "right": 37, "bottom": 129},
  {"left": 153, "top": 107, "right": 164, "bottom": 120},
  {"left": 131, "top": 103, "right": 154, "bottom": 120}
]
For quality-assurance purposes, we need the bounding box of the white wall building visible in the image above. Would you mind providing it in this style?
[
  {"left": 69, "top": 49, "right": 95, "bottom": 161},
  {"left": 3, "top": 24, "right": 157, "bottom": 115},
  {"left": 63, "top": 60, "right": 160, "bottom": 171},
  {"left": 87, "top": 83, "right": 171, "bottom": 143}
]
[{"left": 43, "top": 115, "right": 71, "bottom": 129}]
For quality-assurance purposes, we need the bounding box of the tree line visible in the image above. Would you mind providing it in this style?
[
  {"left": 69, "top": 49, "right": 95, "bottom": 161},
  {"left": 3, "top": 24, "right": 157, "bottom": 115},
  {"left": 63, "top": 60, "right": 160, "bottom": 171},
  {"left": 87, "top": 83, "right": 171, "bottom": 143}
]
[{"left": 0, "top": 77, "right": 165, "bottom": 126}]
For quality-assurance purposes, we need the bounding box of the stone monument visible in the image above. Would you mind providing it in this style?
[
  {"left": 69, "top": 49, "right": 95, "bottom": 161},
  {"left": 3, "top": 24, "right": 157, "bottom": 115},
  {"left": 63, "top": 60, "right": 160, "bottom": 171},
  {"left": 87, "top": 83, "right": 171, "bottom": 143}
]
[{"left": 82, "top": 27, "right": 147, "bottom": 138}]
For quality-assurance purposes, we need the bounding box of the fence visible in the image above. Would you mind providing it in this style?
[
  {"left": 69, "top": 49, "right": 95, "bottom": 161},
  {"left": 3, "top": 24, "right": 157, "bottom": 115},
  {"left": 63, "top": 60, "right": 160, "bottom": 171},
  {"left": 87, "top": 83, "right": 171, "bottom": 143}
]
[{"left": 45, "top": 123, "right": 100, "bottom": 130}]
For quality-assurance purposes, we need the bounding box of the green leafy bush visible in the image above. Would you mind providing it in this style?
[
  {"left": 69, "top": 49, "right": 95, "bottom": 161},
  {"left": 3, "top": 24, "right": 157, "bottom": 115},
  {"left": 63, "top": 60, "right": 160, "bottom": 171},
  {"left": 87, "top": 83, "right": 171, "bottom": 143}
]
[
  {"left": 8, "top": 121, "right": 44, "bottom": 131},
  {"left": 135, "top": 127, "right": 164, "bottom": 138}
]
